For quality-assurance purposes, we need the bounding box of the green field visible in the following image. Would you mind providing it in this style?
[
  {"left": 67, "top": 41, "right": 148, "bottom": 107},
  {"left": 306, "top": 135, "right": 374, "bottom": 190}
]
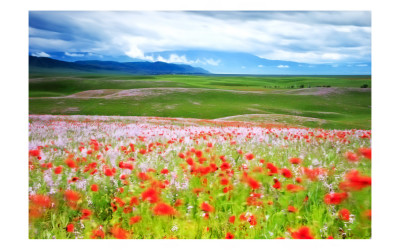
[{"left": 29, "top": 74, "right": 371, "bottom": 130}]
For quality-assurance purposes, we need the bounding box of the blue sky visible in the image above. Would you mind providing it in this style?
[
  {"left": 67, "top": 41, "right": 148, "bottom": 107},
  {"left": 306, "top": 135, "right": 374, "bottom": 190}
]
[{"left": 29, "top": 11, "right": 371, "bottom": 74}]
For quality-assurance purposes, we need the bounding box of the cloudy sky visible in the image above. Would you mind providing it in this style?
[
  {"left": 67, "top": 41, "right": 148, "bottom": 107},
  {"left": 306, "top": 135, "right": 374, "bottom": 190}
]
[{"left": 29, "top": 11, "right": 371, "bottom": 68}]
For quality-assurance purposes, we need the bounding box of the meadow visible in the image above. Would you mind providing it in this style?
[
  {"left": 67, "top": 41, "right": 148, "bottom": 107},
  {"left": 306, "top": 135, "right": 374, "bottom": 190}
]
[
  {"left": 28, "top": 73, "right": 371, "bottom": 239},
  {"left": 29, "top": 74, "right": 371, "bottom": 130},
  {"left": 28, "top": 115, "right": 371, "bottom": 239}
]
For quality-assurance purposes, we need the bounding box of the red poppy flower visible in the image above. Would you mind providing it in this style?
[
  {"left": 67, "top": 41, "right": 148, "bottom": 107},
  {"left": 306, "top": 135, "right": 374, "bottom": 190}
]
[
  {"left": 195, "top": 150, "right": 203, "bottom": 158},
  {"left": 220, "top": 177, "right": 229, "bottom": 185},
  {"left": 288, "top": 205, "right": 297, "bottom": 213},
  {"left": 225, "top": 232, "right": 234, "bottom": 239},
  {"left": 248, "top": 215, "right": 257, "bottom": 226},
  {"left": 223, "top": 186, "right": 231, "bottom": 193},
  {"left": 266, "top": 162, "right": 278, "bottom": 175},
  {"left": 29, "top": 194, "right": 52, "bottom": 208},
  {"left": 110, "top": 202, "right": 118, "bottom": 212},
  {"left": 247, "top": 176, "right": 260, "bottom": 190},
  {"left": 90, "top": 228, "right": 105, "bottom": 239},
  {"left": 286, "top": 184, "right": 304, "bottom": 193},
  {"left": 91, "top": 184, "right": 98, "bottom": 192},
  {"left": 66, "top": 223, "right": 74, "bottom": 233},
  {"left": 161, "top": 168, "right": 169, "bottom": 174},
  {"left": 201, "top": 202, "right": 214, "bottom": 212},
  {"left": 111, "top": 225, "right": 129, "bottom": 239},
  {"left": 220, "top": 155, "right": 227, "bottom": 162},
  {"left": 281, "top": 168, "right": 292, "bottom": 178},
  {"left": 138, "top": 172, "right": 150, "bottom": 181},
  {"left": 220, "top": 162, "right": 231, "bottom": 171},
  {"left": 291, "top": 226, "right": 314, "bottom": 239},
  {"left": 104, "top": 167, "right": 115, "bottom": 177},
  {"left": 69, "top": 177, "right": 79, "bottom": 183},
  {"left": 339, "top": 170, "right": 371, "bottom": 191},
  {"left": 289, "top": 157, "right": 301, "bottom": 164},
  {"left": 302, "top": 167, "right": 326, "bottom": 181},
  {"left": 65, "top": 158, "right": 77, "bottom": 168},
  {"left": 245, "top": 153, "right": 255, "bottom": 160},
  {"left": 174, "top": 199, "right": 183, "bottom": 207},
  {"left": 129, "top": 196, "right": 139, "bottom": 206},
  {"left": 153, "top": 202, "right": 177, "bottom": 216},
  {"left": 114, "top": 197, "right": 126, "bottom": 207},
  {"left": 29, "top": 149, "right": 40, "bottom": 157},
  {"left": 324, "top": 192, "right": 348, "bottom": 205},
  {"left": 273, "top": 179, "right": 281, "bottom": 189},
  {"left": 338, "top": 208, "right": 350, "bottom": 221},
  {"left": 129, "top": 215, "right": 142, "bottom": 225},
  {"left": 247, "top": 196, "right": 263, "bottom": 206},
  {"left": 129, "top": 143, "right": 135, "bottom": 152},
  {"left": 81, "top": 209, "right": 91, "bottom": 219},
  {"left": 193, "top": 188, "right": 204, "bottom": 195},
  {"left": 229, "top": 215, "right": 236, "bottom": 224},
  {"left": 345, "top": 152, "right": 359, "bottom": 162},
  {"left": 186, "top": 157, "right": 194, "bottom": 166},
  {"left": 119, "top": 161, "right": 134, "bottom": 170},
  {"left": 358, "top": 148, "right": 371, "bottom": 160},
  {"left": 64, "top": 190, "right": 80, "bottom": 202},
  {"left": 54, "top": 166, "right": 63, "bottom": 174}
]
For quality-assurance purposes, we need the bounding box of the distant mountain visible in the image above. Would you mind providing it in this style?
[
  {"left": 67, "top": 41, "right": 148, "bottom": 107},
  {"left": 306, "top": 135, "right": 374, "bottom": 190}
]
[
  {"left": 31, "top": 52, "right": 141, "bottom": 63},
  {"left": 29, "top": 50, "right": 371, "bottom": 75},
  {"left": 29, "top": 56, "right": 209, "bottom": 75}
]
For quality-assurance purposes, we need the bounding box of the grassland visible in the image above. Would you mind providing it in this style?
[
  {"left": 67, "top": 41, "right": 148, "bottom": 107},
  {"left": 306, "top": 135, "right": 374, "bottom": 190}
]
[{"left": 29, "top": 74, "right": 371, "bottom": 130}]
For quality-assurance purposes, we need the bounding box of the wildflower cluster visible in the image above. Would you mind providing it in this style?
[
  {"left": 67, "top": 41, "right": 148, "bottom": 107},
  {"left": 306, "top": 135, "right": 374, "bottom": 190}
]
[{"left": 29, "top": 115, "right": 371, "bottom": 239}]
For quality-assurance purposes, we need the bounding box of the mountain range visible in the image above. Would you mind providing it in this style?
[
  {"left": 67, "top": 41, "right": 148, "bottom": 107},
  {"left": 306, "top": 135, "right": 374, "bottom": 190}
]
[
  {"left": 29, "top": 50, "right": 371, "bottom": 75},
  {"left": 29, "top": 56, "right": 209, "bottom": 75}
]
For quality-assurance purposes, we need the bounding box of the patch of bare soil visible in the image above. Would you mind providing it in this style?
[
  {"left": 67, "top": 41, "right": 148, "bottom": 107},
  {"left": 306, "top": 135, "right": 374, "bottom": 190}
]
[
  {"left": 271, "top": 87, "right": 370, "bottom": 96},
  {"left": 64, "top": 107, "right": 80, "bottom": 112}
]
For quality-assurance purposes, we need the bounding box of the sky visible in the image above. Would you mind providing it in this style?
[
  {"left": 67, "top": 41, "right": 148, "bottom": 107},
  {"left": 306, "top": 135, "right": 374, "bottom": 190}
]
[{"left": 29, "top": 11, "right": 371, "bottom": 74}]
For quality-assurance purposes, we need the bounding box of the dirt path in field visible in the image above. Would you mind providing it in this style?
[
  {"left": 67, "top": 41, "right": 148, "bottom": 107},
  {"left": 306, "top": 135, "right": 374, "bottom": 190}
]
[
  {"left": 270, "top": 87, "right": 370, "bottom": 96},
  {"left": 215, "top": 113, "right": 327, "bottom": 126},
  {"left": 29, "top": 87, "right": 267, "bottom": 99}
]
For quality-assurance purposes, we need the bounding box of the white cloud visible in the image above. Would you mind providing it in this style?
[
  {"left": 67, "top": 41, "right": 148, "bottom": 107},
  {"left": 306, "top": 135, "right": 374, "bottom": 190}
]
[
  {"left": 65, "top": 52, "right": 85, "bottom": 57},
  {"left": 155, "top": 54, "right": 194, "bottom": 64},
  {"left": 262, "top": 50, "right": 355, "bottom": 64},
  {"left": 258, "top": 65, "right": 264, "bottom": 68},
  {"left": 204, "top": 58, "right": 220, "bottom": 66},
  {"left": 277, "top": 65, "right": 289, "bottom": 68},
  {"left": 31, "top": 51, "right": 50, "bottom": 57},
  {"left": 356, "top": 64, "right": 368, "bottom": 67},
  {"left": 321, "top": 53, "right": 345, "bottom": 60},
  {"left": 29, "top": 11, "right": 371, "bottom": 64},
  {"left": 131, "top": 51, "right": 221, "bottom": 66}
]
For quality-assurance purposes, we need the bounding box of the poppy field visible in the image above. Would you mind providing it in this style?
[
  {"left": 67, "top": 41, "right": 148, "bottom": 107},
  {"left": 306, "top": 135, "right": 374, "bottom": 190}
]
[{"left": 29, "top": 115, "right": 371, "bottom": 239}]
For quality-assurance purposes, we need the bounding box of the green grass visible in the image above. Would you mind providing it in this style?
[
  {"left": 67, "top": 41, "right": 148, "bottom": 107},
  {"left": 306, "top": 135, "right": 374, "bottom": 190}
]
[{"left": 29, "top": 74, "right": 371, "bottom": 130}]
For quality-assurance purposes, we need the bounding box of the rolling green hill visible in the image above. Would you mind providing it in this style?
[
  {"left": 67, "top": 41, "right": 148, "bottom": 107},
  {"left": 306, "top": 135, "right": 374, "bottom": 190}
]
[{"left": 29, "top": 74, "right": 371, "bottom": 130}]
